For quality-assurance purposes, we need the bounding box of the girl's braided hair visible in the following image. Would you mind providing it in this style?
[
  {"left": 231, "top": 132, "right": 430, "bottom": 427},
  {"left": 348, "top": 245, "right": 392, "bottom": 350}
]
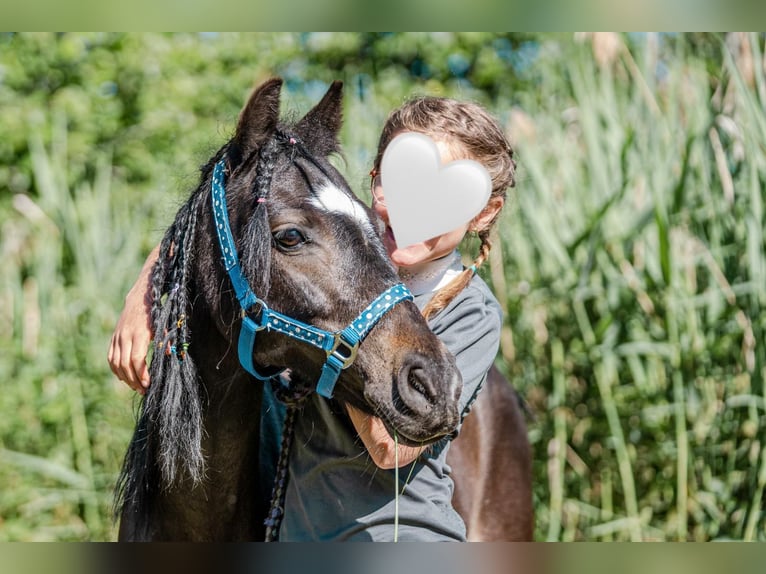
[{"left": 372, "top": 96, "right": 516, "bottom": 320}]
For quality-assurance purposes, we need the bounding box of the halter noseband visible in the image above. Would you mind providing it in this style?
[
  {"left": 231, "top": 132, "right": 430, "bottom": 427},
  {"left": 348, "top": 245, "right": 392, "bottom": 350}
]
[{"left": 210, "top": 158, "right": 412, "bottom": 398}]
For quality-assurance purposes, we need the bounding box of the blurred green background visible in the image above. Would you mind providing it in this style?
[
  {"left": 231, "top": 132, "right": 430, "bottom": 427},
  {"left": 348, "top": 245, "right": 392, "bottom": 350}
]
[{"left": 0, "top": 32, "right": 763, "bottom": 541}]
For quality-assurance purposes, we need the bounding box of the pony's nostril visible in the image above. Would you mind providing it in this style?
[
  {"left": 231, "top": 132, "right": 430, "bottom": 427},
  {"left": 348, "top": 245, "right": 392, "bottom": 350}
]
[
  {"left": 408, "top": 369, "right": 431, "bottom": 400},
  {"left": 392, "top": 353, "right": 462, "bottom": 441},
  {"left": 398, "top": 363, "right": 438, "bottom": 409}
]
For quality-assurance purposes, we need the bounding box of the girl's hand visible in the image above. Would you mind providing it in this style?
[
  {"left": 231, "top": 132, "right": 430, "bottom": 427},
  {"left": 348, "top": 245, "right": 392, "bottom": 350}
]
[
  {"left": 107, "top": 245, "right": 159, "bottom": 394},
  {"left": 345, "top": 404, "right": 423, "bottom": 469}
]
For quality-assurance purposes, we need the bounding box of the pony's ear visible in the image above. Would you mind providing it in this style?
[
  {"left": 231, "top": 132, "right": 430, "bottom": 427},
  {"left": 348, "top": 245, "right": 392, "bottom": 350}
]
[
  {"left": 231, "top": 77, "right": 283, "bottom": 164},
  {"left": 296, "top": 80, "right": 343, "bottom": 156}
]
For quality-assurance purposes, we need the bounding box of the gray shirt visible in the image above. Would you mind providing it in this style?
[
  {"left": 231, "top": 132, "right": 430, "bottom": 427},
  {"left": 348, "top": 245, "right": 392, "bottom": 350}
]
[{"left": 261, "top": 262, "right": 502, "bottom": 541}]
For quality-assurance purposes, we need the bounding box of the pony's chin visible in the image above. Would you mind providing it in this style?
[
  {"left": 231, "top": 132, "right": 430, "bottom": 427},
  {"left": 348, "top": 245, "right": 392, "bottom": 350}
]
[{"left": 378, "top": 413, "right": 448, "bottom": 447}]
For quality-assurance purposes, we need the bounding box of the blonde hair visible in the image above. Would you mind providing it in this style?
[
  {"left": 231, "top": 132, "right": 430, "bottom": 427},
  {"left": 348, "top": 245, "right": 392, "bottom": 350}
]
[{"left": 372, "top": 96, "right": 516, "bottom": 320}]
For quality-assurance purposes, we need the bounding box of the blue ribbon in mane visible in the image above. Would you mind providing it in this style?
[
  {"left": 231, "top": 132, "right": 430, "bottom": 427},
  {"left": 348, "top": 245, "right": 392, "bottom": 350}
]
[{"left": 210, "top": 159, "right": 412, "bottom": 398}]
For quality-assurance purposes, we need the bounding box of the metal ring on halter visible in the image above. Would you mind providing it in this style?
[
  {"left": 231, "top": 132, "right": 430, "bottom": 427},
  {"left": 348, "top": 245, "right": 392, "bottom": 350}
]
[
  {"left": 242, "top": 297, "right": 269, "bottom": 330},
  {"left": 326, "top": 334, "right": 359, "bottom": 370}
]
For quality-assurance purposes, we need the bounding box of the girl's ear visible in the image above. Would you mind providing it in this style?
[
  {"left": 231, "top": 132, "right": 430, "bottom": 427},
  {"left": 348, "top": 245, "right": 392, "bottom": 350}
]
[{"left": 471, "top": 196, "right": 504, "bottom": 232}]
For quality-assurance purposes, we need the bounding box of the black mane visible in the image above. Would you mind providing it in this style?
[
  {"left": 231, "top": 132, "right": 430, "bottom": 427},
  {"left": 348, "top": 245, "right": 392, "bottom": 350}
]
[{"left": 113, "top": 114, "right": 344, "bottom": 524}]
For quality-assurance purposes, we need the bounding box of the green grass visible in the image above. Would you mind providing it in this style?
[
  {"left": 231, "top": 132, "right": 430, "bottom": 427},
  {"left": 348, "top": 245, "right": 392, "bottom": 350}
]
[{"left": 0, "top": 33, "right": 763, "bottom": 540}]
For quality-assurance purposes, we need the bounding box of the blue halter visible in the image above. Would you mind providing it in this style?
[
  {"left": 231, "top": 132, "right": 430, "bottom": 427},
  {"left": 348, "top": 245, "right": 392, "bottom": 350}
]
[{"left": 210, "top": 159, "right": 412, "bottom": 398}]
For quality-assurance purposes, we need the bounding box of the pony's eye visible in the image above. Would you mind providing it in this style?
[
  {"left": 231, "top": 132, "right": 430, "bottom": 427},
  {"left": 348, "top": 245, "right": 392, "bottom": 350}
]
[{"left": 273, "top": 228, "right": 307, "bottom": 251}]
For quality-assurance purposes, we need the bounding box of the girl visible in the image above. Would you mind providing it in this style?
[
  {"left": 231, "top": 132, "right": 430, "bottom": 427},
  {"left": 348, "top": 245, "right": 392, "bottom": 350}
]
[{"left": 109, "top": 95, "right": 515, "bottom": 541}]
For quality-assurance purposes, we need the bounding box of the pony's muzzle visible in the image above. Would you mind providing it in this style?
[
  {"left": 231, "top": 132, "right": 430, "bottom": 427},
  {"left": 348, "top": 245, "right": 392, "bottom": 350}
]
[{"left": 395, "top": 353, "right": 461, "bottom": 439}]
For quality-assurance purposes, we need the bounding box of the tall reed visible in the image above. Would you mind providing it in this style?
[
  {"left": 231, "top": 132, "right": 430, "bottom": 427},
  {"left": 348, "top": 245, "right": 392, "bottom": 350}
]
[
  {"left": 0, "top": 111, "right": 147, "bottom": 540},
  {"left": 497, "top": 33, "right": 765, "bottom": 540}
]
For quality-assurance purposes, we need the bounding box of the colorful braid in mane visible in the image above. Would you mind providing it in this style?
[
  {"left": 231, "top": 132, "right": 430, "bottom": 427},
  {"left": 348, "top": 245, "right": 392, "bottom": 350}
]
[
  {"left": 114, "top": 150, "right": 231, "bottom": 521},
  {"left": 116, "top": 128, "right": 313, "bottom": 518},
  {"left": 145, "top": 186, "right": 207, "bottom": 487}
]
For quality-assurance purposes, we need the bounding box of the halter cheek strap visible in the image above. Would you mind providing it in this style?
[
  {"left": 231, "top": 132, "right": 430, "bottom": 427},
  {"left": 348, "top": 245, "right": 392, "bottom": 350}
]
[{"left": 211, "top": 159, "right": 412, "bottom": 398}]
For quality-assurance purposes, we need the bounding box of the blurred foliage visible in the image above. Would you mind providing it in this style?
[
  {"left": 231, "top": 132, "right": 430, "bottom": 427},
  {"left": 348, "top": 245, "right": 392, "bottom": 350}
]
[{"left": 0, "top": 32, "right": 763, "bottom": 541}]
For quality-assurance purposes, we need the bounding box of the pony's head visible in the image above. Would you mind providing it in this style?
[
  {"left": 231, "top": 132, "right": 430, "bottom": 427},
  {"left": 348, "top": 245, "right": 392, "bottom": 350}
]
[{"left": 147, "top": 79, "right": 463, "bottom": 487}]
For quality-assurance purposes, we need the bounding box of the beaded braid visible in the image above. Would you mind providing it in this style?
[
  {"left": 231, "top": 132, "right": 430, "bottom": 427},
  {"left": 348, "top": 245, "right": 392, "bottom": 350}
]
[
  {"left": 133, "top": 137, "right": 280, "bottom": 491},
  {"left": 113, "top": 208, "right": 194, "bottom": 514},
  {"left": 144, "top": 189, "right": 206, "bottom": 486}
]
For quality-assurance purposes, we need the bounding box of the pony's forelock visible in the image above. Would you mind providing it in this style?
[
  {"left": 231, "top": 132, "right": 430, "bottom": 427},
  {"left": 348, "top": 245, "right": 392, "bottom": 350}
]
[{"left": 240, "top": 137, "right": 280, "bottom": 295}]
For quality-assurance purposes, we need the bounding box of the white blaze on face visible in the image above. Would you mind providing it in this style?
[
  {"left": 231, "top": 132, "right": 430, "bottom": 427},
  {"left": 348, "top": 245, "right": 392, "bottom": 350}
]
[{"left": 311, "top": 183, "right": 376, "bottom": 237}]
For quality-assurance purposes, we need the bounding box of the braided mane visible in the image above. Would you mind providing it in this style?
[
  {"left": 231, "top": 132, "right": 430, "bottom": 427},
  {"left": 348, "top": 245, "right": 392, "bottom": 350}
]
[{"left": 113, "top": 123, "right": 332, "bottom": 520}]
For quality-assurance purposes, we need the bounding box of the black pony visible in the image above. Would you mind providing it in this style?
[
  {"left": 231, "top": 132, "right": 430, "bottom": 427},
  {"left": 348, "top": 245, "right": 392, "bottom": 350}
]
[{"left": 115, "top": 79, "right": 464, "bottom": 541}]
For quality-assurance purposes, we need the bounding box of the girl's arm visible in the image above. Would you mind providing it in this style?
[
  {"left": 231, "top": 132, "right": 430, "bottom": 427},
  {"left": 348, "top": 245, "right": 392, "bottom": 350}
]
[
  {"left": 346, "top": 405, "right": 423, "bottom": 469},
  {"left": 107, "top": 243, "right": 160, "bottom": 394}
]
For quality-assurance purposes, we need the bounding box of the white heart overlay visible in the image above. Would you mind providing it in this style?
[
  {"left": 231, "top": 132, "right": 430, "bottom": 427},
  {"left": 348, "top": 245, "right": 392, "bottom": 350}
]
[{"left": 380, "top": 133, "right": 492, "bottom": 248}]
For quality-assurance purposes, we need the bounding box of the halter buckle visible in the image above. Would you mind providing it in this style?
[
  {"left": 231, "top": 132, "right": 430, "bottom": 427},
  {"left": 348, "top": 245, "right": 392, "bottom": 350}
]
[{"left": 327, "top": 334, "right": 359, "bottom": 370}]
